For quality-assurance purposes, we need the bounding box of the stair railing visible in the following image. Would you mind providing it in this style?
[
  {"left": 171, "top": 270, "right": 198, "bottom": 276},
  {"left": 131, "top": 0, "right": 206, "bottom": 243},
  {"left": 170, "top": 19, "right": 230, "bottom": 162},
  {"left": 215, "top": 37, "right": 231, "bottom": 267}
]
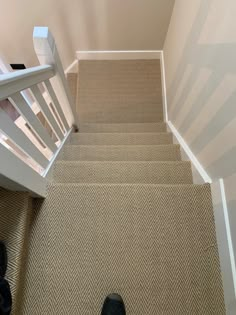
[{"left": 0, "top": 27, "right": 77, "bottom": 197}]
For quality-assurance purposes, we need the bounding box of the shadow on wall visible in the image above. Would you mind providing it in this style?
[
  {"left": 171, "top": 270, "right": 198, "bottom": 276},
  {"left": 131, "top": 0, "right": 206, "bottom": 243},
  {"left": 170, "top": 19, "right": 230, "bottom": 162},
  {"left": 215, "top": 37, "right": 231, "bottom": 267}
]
[{"left": 165, "top": 0, "right": 236, "bottom": 181}]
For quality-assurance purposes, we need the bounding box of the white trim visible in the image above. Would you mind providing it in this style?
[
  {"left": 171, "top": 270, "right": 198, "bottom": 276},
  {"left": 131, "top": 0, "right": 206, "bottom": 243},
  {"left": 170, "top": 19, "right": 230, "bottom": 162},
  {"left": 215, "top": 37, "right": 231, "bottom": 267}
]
[
  {"left": 160, "top": 51, "right": 168, "bottom": 122},
  {"left": 42, "top": 127, "right": 73, "bottom": 178},
  {"left": 0, "top": 143, "right": 47, "bottom": 197},
  {"left": 167, "top": 121, "right": 212, "bottom": 183},
  {"left": 0, "top": 65, "right": 54, "bottom": 101},
  {"left": 0, "top": 54, "right": 12, "bottom": 73},
  {"left": 10, "top": 92, "right": 57, "bottom": 153},
  {"left": 76, "top": 50, "right": 162, "bottom": 60},
  {"left": 159, "top": 49, "right": 211, "bottom": 184},
  {"left": 219, "top": 179, "right": 236, "bottom": 297},
  {"left": 64, "top": 59, "right": 78, "bottom": 74},
  {"left": 0, "top": 108, "right": 49, "bottom": 168}
]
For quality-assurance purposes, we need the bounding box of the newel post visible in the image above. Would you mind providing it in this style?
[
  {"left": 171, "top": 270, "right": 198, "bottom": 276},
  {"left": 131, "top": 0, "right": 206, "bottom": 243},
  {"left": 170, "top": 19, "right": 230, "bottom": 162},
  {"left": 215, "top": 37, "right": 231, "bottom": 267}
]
[{"left": 33, "top": 27, "right": 78, "bottom": 129}]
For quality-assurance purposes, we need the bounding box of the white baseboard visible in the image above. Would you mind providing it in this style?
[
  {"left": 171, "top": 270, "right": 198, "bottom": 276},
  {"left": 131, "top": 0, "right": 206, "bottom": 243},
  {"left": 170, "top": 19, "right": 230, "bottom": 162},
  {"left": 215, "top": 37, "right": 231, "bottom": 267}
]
[
  {"left": 211, "top": 180, "right": 236, "bottom": 314},
  {"left": 168, "top": 121, "right": 212, "bottom": 183},
  {"left": 159, "top": 51, "right": 211, "bottom": 183},
  {"left": 64, "top": 60, "right": 78, "bottom": 74},
  {"left": 43, "top": 128, "right": 73, "bottom": 179},
  {"left": 76, "top": 50, "right": 162, "bottom": 60},
  {"left": 160, "top": 51, "right": 168, "bottom": 122}
]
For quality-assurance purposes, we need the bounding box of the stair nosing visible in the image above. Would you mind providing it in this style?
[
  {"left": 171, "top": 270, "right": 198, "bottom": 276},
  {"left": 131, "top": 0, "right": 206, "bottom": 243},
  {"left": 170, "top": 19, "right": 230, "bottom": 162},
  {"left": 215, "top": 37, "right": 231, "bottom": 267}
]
[
  {"left": 49, "top": 182, "right": 207, "bottom": 188},
  {"left": 55, "top": 160, "right": 190, "bottom": 165},
  {"left": 72, "top": 132, "right": 172, "bottom": 135},
  {"left": 64, "top": 144, "right": 180, "bottom": 148}
]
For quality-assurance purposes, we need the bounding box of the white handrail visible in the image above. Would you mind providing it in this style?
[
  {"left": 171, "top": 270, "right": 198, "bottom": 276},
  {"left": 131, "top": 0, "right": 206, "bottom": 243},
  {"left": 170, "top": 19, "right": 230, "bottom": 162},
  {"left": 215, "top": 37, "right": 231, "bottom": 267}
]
[
  {"left": 0, "top": 27, "right": 76, "bottom": 197},
  {"left": 0, "top": 65, "right": 54, "bottom": 101}
]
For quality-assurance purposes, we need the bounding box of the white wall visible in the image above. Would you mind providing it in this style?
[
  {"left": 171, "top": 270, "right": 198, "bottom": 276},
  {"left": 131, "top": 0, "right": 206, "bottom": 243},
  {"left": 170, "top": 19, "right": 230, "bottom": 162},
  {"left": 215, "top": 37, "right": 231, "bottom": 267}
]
[
  {"left": 164, "top": 0, "right": 236, "bottom": 312},
  {"left": 0, "top": 0, "right": 174, "bottom": 69}
]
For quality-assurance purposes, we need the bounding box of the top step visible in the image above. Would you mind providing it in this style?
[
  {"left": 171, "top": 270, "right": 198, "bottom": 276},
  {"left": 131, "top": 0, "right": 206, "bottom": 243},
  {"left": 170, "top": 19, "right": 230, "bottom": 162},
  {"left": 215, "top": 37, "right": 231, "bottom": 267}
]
[
  {"left": 79, "top": 122, "right": 167, "bottom": 133},
  {"left": 78, "top": 60, "right": 163, "bottom": 123}
]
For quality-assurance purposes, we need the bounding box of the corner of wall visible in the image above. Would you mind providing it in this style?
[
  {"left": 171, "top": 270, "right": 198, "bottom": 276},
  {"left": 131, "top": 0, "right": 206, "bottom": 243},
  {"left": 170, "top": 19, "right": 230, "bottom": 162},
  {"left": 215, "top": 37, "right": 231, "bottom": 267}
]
[{"left": 64, "top": 60, "right": 78, "bottom": 75}]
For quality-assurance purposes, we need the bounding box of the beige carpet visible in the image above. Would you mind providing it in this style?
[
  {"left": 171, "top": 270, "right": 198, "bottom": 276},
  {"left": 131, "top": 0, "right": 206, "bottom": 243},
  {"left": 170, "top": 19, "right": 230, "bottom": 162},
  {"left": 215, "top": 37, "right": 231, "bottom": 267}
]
[
  {"left": 77, "top": 60, "right": 163, "bottom": 123},
  {"left": 60, "top": 144, "right": 182, "bottom": 162},
  {"left": 0, "top": 189, "right": 32, "bottom": 315},
  {"left": 53, "top": 161, "right": 193, "bottom": 184},
  {"left": 21, "top": 60, "right": 225, "bottom": 314}
]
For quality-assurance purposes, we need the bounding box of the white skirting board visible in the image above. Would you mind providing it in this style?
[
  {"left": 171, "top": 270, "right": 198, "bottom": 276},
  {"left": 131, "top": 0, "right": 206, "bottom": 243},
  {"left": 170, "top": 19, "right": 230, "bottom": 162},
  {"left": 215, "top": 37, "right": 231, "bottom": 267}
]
[
  {"left": 64, "top": 60, "right": 78, "bottom": 74},
  {"left": 167, "top": 121, "right": 212, "bottom": 184},
  {"left": 211, "top": 180, "right": 236, "bottom": 314},
  {"left": 76, "top": 50, "right": 162, "bottom": 60}
]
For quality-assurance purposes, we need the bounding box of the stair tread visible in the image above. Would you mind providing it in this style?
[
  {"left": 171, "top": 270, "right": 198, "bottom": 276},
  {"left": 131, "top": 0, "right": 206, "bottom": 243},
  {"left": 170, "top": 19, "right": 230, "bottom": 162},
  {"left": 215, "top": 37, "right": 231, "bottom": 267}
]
[
  {"left": 53, "top": 161, "right": 193, "bottom": 184},
  {"left": 22, "top": 182, "right": 224, "bottom": 314},
  {"left": 79, "top": 122, "right": 167, "bottom": 133},
  {"left": 70, "top": 132, "right": 173, "bottom": 145}
]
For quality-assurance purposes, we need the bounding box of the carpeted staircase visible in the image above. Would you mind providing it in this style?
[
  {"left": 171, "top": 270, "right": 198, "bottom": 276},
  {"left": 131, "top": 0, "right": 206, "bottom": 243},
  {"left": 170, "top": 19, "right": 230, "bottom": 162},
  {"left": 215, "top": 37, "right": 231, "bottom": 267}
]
[{"left": 2, "top": 60, "right": 225, "bottom": 314}]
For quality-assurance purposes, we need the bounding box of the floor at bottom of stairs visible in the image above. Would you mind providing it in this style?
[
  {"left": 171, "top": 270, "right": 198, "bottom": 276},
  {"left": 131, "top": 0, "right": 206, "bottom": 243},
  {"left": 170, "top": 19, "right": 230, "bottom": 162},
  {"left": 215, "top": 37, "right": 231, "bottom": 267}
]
[{"left": 21, "top": 183, "right": 225, "bottom": 315}]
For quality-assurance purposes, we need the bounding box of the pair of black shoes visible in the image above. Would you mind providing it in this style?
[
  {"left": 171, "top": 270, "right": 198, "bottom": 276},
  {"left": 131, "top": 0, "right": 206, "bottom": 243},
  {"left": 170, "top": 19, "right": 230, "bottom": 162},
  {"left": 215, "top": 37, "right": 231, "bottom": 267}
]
[{"left": 0, "top": 242, "right": 12, "bottom": 315}]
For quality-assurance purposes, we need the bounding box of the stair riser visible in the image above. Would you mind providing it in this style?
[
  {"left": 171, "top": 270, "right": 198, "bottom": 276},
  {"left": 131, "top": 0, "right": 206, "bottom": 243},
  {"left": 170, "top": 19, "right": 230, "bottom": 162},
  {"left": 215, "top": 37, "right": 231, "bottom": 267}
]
[
  {"left": 79, "top": 123, "right": 167, "bottom": 133},
  {"left": 70, "top": 133, "right": 173, "bottom": 145},
  {"left": 60, "top": 145, "right": 181, "bottom": 161},
  {"left": 53, "top": 162, "right": 193, "bottom": 184}
]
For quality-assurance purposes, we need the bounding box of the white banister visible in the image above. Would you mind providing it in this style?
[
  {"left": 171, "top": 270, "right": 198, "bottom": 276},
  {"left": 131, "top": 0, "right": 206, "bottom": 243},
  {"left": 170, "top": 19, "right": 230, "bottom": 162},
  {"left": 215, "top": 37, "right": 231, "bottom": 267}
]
[
  {"left": 44, "top": 79, "right": 69, "bottom": 131},
  {"left": 0, "top": 65, "right": 54, "bottom": 101},
  {"left": 30, "top": 85, "right": 64, "bottom": 141},
  {"left": 33, "top": 27, "right": 78, "bottom": 129},
  {"left": 10, "top": 92, "right": 57, "bottom": 153},
  {"left": 0, "top": 108, "right": 49, "bottom": 168},
  {"left": 0, "top": 27, "right": 77, "bottom": 197},
  {"left": 0, "top": 144, "right": 47, "bottom": 197}
]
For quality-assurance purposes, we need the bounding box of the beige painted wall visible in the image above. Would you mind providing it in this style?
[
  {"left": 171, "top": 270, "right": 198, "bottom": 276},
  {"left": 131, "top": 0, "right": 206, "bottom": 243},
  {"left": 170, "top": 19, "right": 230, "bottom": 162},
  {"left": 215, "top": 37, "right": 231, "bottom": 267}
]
[
  {"left": 164, "top": 1, "right": 236, "bottom": 311},
  {"left": 164, "top": 0, "right": 236, "bottom": 181},
  {"left": 0, "top": 0, "right": 174, "bottom": 69}
]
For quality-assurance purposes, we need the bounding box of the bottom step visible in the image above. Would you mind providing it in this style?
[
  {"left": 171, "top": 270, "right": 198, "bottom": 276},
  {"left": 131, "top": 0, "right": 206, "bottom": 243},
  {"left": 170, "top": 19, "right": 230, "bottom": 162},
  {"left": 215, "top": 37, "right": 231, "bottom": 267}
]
[
  {"left": 22, "top": 183, "right": 225, "bottom": 314},
  {"left": 0, "top": 189, "right": 32, "bottom": 315}
]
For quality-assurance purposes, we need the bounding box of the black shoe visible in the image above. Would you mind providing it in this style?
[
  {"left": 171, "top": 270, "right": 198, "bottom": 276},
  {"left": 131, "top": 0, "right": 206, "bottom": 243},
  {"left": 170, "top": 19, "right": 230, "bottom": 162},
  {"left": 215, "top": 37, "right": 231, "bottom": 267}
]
[
  {"left": 101, "top": 293, "right": 126, "bottom": 315},
  {"left": 0, "top": 278, "right": 12, "bottom": 315},
  {"left": 0, "top": 242, "right": 7, "bottom": 279}
]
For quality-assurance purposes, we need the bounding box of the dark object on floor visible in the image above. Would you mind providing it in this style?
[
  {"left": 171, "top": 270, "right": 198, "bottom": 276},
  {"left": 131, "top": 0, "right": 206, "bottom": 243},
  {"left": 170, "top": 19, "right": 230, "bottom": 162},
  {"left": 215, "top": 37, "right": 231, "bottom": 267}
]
[
  {"left": 0, "top": 242, "right": 12, "bottom": 315},
  {"left": 101, "top": 293, "right": 126, "bottom": 315},
  {"left": 0, "top": 278, "right": 12, "bottom": 315},
  {"left": 0, "top": 243, "right": 7, "bottom": 278}
]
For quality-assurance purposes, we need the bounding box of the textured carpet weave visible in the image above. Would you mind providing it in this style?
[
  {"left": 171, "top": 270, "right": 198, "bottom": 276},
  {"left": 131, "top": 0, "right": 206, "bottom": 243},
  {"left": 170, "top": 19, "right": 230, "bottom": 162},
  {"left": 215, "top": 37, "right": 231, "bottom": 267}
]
[
  {"left": 77, "top": 60, "right": 163, "bottom": 123},
  {"left": 0, "top": 189, "right": 32, "bottom": 315},
  {"left": 60, "top": 144, "right": 182, "bottom": 162},
  {"left": 70, "top": 132, "right": 173, "bottom": 145},
  {"left": 79, "top": 122, "right": 167, "bottom": 133},
  {"left": 22, "top": 184, "right": 225, "bottom": 315},
  {"left": 21, "top": 60, "right": 225, "bottom": 314},
  {"left": 53, "top": 161, "right": 193, "bottom": 184}
]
